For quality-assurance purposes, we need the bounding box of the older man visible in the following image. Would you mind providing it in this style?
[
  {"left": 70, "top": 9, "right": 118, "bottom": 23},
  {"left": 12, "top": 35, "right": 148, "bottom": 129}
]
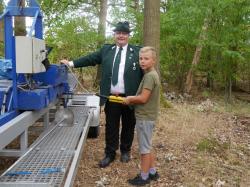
[{"left": 61, "top": 21, "right": 142, "bottom": 168}]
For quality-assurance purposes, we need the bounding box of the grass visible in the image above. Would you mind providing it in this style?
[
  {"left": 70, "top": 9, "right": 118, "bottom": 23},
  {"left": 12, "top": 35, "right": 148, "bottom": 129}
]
[
  {"left": 160, "top": 89, "right": 172, "bottom": 108},
  {"left": 157, "top": 96, "right": 249, "bottom": 186},
  {"left": 201, "top": 89, "right": 211, "bottom": 98},
  {"left": 210, "top": 95, "right": 250, "bottom": 116},
  {"left": 196, "top": 138, "right": 219, "bottom": 152},
  {"left": 70, "top": 94, "right": 250, "bottom": 187},
  {"left": 196, "top": 137, "right": 230, "bottom": 154}
]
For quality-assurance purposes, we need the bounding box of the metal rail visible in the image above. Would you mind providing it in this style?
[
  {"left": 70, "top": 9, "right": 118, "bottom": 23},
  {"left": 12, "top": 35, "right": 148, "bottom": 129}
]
[
  {"left": 0, "top": 102, "right": 56, "bottom": 151},
  {"left": 0, "top": 105, "right": 93, "bottom": 187}
]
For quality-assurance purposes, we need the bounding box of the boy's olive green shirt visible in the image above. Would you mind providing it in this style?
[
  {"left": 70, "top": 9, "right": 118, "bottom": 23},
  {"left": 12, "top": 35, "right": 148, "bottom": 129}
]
[
  {"left": 135, "top": 70, "right": 160, "bottom": 121},
  {"left": 73, "top": 44, "right": 143, "bottom": 105}
]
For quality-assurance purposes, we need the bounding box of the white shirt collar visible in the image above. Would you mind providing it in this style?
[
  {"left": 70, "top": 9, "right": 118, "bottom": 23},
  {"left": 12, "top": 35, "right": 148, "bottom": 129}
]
[{"left": 116, "top": 44, "right": 128, "bottom": 51}]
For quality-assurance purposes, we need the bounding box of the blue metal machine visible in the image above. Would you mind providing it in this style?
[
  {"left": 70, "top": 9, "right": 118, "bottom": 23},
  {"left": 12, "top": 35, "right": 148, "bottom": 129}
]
[
  {"left": 0, "top": 1, "right": 100, "bottom": 186},
  {"left": 0, "top": 0, "right": 70, "bottom": 126}
]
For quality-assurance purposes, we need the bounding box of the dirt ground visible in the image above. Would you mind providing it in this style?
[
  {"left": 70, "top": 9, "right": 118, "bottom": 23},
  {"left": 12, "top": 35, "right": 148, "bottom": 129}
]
[
  {"left": 0, "top": 97, "right": 249, "bottom": 187},
  {"left": 73, "top": 98, "right": 250, "bottom": 187}
]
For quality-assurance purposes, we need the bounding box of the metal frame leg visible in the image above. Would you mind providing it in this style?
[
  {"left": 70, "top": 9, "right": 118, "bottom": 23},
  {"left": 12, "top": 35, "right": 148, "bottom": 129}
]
[
  {"left": 43, "top": 112, "right": 49, "bottom": 130},
  {"left": 20, "top": 130, "right": 28, "bottom": 153}
]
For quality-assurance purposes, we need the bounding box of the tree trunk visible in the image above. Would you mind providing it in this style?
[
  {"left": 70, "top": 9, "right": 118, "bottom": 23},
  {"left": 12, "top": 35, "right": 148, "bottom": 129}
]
[
  {"left": 0, "top": 21, "right": 3, "bottom": 42},
  {"left": 143, "top": 0, "right": 160, "bottom": 75},
  {"left": 132, "top": 0, "right": 141, "bottom": 37},
  {"left": 97, "top": 0, "right": 107, "bottom": 44},
  {"left": 14, "top": 0, "right": 26, "bottom": 36},
  {"left": 185, "top": 18, "right": 209, "bottom": 93},
  {"left": 225, "top": 76, "right": 232, "bottom": 104},
  {"left": 0, "top": 0, "right": 4, "bottom": 45},
  {"left": 133, "top": 0, "right": 139, "bottom": 10},
  {"left": 94, "top": 0, "right": 107, "bottom": 88}
]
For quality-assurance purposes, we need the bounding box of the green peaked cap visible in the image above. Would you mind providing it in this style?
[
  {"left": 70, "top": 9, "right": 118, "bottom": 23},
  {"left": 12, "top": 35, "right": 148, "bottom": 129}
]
[{"left": 113, "top": 21, "right": 131, "bottom": 33}]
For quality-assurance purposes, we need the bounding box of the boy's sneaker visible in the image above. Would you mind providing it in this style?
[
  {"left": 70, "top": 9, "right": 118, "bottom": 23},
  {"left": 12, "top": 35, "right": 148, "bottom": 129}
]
[
  {"left": 149, "top": 172, "right": 160, "bottom": 181},
  {"left": 128, "top": 174, "right": 150, "bottom": 186}
]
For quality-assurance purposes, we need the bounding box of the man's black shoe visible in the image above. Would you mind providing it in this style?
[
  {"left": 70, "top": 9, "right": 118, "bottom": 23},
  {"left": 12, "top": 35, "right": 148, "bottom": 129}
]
[
  {"left": 149, "top": 172, "right": 160, "bottom": 181},
  {"left": 120, "top": 152, "right": 131, "bottom": 163},
  {"left": 128, "top": 174, "right": 150, "bottom": 186},
  {"left": 99, "top": 156, "right": 115, "bottom": 168}
]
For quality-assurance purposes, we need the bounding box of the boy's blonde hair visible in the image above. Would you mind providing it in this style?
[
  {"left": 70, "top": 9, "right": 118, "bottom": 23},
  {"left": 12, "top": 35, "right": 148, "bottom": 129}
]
[{"left": 139, "top": 46, "right": 157, "bottom": 61}]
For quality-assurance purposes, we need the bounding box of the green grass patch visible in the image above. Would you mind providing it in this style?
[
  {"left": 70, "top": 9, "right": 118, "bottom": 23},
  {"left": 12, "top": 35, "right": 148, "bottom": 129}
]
[
  {"left": 196, "top": 138, "right": 230, "bottom": 154},
  {"left": 202, "top": 90, "right": 211, "bottom": 98},
  {"left": 160, "top": 91, "right": 172, "bottom": 108},
  {"left": 197, "top": 138, "right": 218, "bottom": 152},
  {"left": 214, "top": 96, "right": 250, "bottom": 116}
]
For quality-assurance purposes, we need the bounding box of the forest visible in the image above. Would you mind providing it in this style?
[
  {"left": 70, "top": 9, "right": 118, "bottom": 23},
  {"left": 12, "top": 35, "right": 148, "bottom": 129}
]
[
  {"left": 1, "top": 0, "right": 250, "bottom": 100},
  {"left": 43, "top": 0, "right": 250, "bottom": 102},
  {"left": 0, "top": 0, "right": 249, "bottom": 186}
]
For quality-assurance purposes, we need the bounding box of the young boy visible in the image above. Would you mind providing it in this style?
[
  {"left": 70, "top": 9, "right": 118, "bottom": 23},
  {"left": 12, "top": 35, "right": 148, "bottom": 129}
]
[{"left": 123, "top": 46, "right": 160, "bottom": 186}]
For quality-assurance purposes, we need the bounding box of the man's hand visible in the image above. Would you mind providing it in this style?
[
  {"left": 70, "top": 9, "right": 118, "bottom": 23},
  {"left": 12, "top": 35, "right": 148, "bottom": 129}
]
[{"left": 60, "top": 59, "right": 70, "bottom": 66}]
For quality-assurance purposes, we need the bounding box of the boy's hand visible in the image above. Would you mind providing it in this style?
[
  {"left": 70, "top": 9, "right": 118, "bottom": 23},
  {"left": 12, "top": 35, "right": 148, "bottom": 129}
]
[{"left": 123, "top": 96, "right": 133, "bottom": 105}]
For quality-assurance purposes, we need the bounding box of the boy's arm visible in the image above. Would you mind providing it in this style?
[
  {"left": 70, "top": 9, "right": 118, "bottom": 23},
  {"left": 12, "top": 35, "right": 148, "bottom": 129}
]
[{"left": 124, "top": 88, "right": 151, "bottom": 105}]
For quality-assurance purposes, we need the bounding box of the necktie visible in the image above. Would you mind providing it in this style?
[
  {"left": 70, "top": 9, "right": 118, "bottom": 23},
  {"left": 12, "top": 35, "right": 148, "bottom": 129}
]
[{"left": 112, "top": 47, "right": 123, "bottom": 86}]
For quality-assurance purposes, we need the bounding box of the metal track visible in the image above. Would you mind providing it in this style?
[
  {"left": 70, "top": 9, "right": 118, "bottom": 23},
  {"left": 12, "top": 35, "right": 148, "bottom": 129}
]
[{"left": 0, "top": 105, "right": 92, "bottom": 187}]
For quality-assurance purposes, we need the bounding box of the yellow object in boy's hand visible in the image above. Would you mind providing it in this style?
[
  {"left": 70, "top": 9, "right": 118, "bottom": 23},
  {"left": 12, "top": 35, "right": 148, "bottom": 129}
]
[{"left": 109, "top": 95, "right": 125, "bottom": 103}]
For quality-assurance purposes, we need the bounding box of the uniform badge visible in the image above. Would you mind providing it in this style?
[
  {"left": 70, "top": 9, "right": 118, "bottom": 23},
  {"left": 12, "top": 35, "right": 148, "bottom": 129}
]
[{"left": 133, "top": 62, "right": 136, "bottom": 70}]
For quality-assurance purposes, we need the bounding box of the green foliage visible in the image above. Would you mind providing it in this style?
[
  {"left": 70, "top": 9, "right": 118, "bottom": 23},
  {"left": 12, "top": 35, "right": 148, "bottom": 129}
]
[
  {"left": 39, "top": 0, "right": 99, "bottom": 29},
  {"left": 160, "top": 90, "right": 172, "bottom": 108},
  {"left": 197, "top": 137, "right": 229, "bottom": 153},
  {"left": 0, "top": 0, "right": 3, "bottom": 12},
  {"left": 38, "top": 0, "right": 250, "bottom": 98},
  {"left": 197, "top": 138, "right": 217, "bottom": 152},
  {"left": 204, "top": 0, "right": 249, "bottom": 83},
  {"left": 0, "top": 0, "right": 4, "bottom": 57},
  {"left": 41, "top": 0, "right": 143, "bottom": 63},
  {"left": 202, "top": 90, "right": 210, "bottom": 98},
  {"left": 160, "top": 0, "right": 250, "bottom": 95},
  {"left": 45, "top": 17, "right": 99, "bottom": 63},
  {"left": 160, "top": 0, "right": 206, "bottom": 89},
  {"left": 108, "top": 0, "right": 144, "bottom": 45}
]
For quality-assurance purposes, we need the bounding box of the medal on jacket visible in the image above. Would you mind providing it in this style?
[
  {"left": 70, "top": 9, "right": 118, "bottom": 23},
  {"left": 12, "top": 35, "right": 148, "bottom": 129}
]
[
  {"left": 129, "top": 53, "right": 133, "bottom": 59},
  {"left": 133, "top": 62, "right": 136, "bottom": 70}
]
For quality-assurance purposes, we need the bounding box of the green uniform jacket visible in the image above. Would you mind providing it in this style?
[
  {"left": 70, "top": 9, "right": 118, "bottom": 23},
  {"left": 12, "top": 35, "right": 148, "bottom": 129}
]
[{"left": 73, "top": 44, "right": 143, "bottom": 105}]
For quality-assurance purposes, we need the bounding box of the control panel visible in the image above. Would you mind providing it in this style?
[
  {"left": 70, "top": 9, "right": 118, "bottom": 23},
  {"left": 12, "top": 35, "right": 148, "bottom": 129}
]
[{"left": 15, "top": 36, "right": 46, "bottom": 73}]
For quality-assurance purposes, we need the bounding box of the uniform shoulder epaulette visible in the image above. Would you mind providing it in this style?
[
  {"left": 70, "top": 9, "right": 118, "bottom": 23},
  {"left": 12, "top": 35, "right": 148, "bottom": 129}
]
[
  {"left": 131, "top": 45, "right": 142, "bottom": 49},
  {"left": 103, "top": 43, "right": 115, "bottom": 49},
  {"left": 103, "top": 43, "right": 112, "bottom": 46}
]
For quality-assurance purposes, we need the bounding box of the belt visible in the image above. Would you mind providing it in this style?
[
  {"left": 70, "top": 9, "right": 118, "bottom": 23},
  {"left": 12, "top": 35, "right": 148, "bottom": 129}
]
[{"left": 110, "top": 93, "right": 126, "bottom": 97}]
